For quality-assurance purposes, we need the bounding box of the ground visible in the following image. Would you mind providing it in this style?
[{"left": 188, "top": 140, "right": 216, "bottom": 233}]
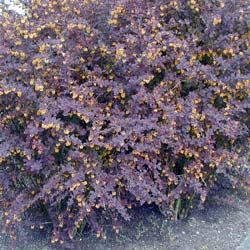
[{"left": 0, "top": 188, "right": 250, "bottom": 250}]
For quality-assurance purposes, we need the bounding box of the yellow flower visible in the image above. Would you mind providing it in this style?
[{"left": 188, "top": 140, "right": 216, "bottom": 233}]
[
  {"left": 37, "top": 109, "right": 47, "bottom": 115},
  {"left": 35, "top": 85, "right": 44, "bottom": 92},
  {"left": 236, "top": 81, "right": 244, "bottom": 89},
  {"left": 15, "top": 41, "right": 22, "bottom": 45},
  {"left": 108, "top": 19, "right": 117, "bottom": 25},
  {"left": 116, "top": 47, "right": 125, "bottom": 59},
  {"left": 64, "top": 129, "right": 70, "bottom": 135},
  {"left": 16, "top": 91, "right": 22, "bottom": 97},
  {"left": 213, "top": 17, "right": 222, "bottom": 26}
]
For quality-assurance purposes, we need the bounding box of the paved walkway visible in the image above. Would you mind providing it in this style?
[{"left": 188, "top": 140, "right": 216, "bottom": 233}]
[{"left": 237, "top": 231, "right": 250, "bottom": 250}]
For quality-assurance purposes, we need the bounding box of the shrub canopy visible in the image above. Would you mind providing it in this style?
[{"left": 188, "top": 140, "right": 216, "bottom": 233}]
[{"left": 0, "top": 0, "right": 250, "bottom": 244}]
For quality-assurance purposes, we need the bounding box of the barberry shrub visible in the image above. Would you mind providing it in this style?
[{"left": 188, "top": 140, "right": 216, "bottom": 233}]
[{"left": 0, "top": 0, "right": 250, "bottom": 244}]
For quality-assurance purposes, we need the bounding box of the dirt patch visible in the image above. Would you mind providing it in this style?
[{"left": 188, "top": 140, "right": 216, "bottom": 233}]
[{"left": 0, "top": 189, "right": 250, "bottom": 250}]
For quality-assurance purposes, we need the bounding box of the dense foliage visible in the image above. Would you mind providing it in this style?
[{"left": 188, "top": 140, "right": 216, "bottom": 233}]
[{"left": 0, "top": 0, "right": 250, "bottom": 244}]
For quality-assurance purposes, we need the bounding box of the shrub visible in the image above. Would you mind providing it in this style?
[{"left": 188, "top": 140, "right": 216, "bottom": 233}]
[{"left": 0, "top": 0, "right": 249, "bottom": 244}]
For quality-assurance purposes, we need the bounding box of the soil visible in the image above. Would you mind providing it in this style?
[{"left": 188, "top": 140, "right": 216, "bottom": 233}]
[{"left": 0, "top": 188, "right": 250, "bottom": 250}]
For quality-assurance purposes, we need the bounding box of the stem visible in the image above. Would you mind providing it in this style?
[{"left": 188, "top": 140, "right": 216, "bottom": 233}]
[{"left": 174, "top": 197, "right": 181, "bottom": 220}]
